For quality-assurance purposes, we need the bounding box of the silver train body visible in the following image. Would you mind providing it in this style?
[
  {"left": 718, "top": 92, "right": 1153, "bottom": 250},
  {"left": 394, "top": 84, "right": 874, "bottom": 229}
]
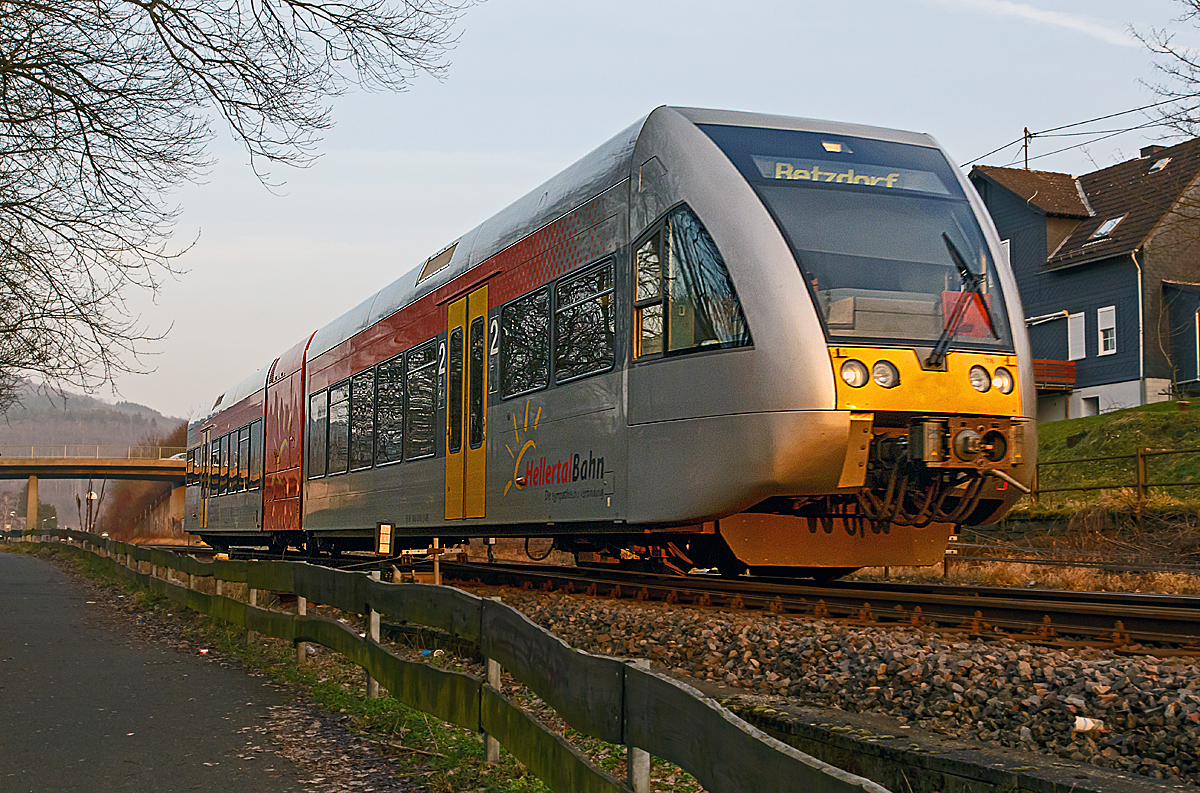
[{"left": 185, "top": 107, "right": 1036, "bottom": 575}]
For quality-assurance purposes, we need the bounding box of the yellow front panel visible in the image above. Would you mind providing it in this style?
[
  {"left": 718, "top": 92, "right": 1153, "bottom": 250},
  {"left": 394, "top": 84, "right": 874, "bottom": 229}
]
[
  {"left": 464, "top": 286, "right": 488, "bottom": 519},
  {"left": 830, "top": 347, "right": 1022, "bottom": 416},
  {"left": 445, "top": 298, "right": 467, "bottom": 520}
]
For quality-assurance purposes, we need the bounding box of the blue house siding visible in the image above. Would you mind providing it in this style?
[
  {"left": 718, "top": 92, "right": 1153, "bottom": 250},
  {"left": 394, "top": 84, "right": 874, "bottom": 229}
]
[
  {"left": 970, "top": 174, "right": 1141, "bottom": 390},
  {"left": 1164, "top": 284, "right": 1200, "bottom": 386}
]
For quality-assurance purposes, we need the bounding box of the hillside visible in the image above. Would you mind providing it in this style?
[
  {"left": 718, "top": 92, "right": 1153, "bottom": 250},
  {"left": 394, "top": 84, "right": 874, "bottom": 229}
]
[
  {"left": 0, "top": 381, "right": 186, "bottom": 528},
  {"left": 1031, "top": 400, "right": 1200, "bottom": 502}
]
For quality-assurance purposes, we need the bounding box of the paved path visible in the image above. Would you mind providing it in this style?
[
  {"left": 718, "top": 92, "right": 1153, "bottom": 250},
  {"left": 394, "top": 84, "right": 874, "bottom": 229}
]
[{"left": 0, "top": 551, "right": 309, "bottom": 792}]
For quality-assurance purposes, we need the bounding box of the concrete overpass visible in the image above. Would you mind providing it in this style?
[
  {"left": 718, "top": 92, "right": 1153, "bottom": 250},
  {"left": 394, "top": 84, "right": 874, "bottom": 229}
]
[{"left": 0, "top": 447, "right": 186, "bottom": 530}]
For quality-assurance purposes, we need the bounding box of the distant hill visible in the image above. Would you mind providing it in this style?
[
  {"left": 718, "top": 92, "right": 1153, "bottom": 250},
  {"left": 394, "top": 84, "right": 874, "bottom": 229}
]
[{"left": 0, "top": 381, "right": 186, "bottom": 528}]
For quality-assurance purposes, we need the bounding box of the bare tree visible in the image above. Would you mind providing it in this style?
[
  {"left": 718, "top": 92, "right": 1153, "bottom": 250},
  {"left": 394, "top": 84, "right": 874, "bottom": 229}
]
[
  {"left": 0, "top": 0, "right": 468, "bottom": 411},
  {"left": 1137, "top": 1, "right": 1200, "bottom": 136}
]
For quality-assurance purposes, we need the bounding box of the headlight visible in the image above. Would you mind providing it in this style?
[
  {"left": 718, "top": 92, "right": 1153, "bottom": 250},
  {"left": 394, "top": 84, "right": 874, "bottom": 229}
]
[
  {"left": 992, "top": 367, "right": 1014, "bottom": 394},
  {"left": 871, "top": 360, "right": 900, "bottom": 388},
  {"left": 968, "top": 365, "right": 991, "bottom": 393},
  {"left": 840, "top": 359, "right": 869, "bottom": 388}
]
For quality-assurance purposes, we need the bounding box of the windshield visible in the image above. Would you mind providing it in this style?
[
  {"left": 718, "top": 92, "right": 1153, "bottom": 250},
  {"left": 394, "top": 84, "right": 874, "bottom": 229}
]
[{"left": 699, "top": 124, "right": 1013, "bottom": 352}]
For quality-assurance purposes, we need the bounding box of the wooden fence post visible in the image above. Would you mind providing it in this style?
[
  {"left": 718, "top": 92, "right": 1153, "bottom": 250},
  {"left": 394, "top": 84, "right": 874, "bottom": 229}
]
[
  {"left": 485, "top": 656, "right": 502, "bottom": 763},
  {"left": 296, "top": 595, "right": 308, "bottom": 665},
  {"left": 247, "top": 587, "right": 258, "bottom": 643},
  {"left": 627, "top": 658, "right": 651, "bottom": 793},
  {"left": 1137, "top": 447, "right": 1148, "bottom": 504},
  {"left": 432, "top": 537, "right": 441, "bottom": 586},
  {"left": 367, "top": 571, "right": 381, "bottom": 698},
  {"left": 215, "top": 578, "right": 222, "bottom": 596}
]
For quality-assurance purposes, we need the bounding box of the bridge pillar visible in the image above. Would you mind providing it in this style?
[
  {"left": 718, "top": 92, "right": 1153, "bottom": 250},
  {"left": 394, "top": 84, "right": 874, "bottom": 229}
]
[{"left": 26, "top": 475, "right": 37, "bottom": 534}]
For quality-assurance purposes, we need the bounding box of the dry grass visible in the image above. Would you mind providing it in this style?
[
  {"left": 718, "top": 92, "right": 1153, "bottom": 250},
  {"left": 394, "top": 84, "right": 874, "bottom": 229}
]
[{"left": 851, "top": 560, "right": 1200, "bottom": 594}]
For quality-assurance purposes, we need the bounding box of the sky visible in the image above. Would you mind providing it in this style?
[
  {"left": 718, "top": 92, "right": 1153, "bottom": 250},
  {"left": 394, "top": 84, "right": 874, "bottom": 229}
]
[{"left": 103, "top": 0, "right": 1193, "bottom": 420}]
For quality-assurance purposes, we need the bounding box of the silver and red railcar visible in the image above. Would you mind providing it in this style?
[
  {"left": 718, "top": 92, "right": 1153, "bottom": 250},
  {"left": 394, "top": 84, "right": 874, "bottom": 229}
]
[{"left": 184, "top": 106, "right": 1036, "bottom": 576}]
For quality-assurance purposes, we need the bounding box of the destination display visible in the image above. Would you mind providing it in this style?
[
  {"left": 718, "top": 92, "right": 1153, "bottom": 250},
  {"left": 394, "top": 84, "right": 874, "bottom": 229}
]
[{"left": 751, "top": 155, "right": 951, "bottom": 195}]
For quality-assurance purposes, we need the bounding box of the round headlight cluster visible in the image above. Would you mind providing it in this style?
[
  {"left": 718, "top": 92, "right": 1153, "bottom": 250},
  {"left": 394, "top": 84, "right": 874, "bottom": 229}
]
[
  {"left": 871, "top": 360, "right": 900, "bottom": 389},
  {"left": 968, "top": 365, "right": 1014, "bottom": 394},
  {"left": 840, "top": 359, "right": 869, "bottom": 388},
  {"left": 841, "top": 359, "right": 900, "bottom": 389}
]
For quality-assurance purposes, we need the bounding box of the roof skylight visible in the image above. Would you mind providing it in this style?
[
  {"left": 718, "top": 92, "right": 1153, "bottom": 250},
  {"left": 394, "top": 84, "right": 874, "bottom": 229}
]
[
  {"left": 1090, "top": 215, "right": 1126, "bottom": 239},
  {"left": 1150, "top": 157, "right": 1172, "bottom": 173}
]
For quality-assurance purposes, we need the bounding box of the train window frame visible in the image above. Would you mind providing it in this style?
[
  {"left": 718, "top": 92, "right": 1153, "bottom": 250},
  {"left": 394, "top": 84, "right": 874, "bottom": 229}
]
[
  {"left": 219, "top": 433, "right": 231, "bottom": 496},
  {"left": 238, "top": 425, "right": 250, "bottom": 492},
  {"left": 631, "top": 203, "right": 752, "bottom": 362},
  {"left": 374, "top": 353, "right": 405, "bottom": 467},
  {"left": 327, "top": 378, "right": 351, "bottom": 476},
  {"left": 307, "top": 389, "right": 329, "bottom": 479},
  {"left": 552, "top": 258, "right": 616, "bottom": 385},
  {"left": 468, "top": 315, "right": 486, "bottom": 449},
  {"left": 499, "top": 287, "right": 550, "bottom": 400},
  {"left": 186, "top": 448, "right": 196, "bottom": 486},
  {"left": 404, "top": 339, "right": 439, "bottom": 461},
  {"left": 248, "top": 419, "right": 264, "bottom": 490},
  {"left": 447, "top": 326, "right": 464, "bottom": 455},
  {"left": 349, "top": 369, "right": 376, "bottom": 472}
]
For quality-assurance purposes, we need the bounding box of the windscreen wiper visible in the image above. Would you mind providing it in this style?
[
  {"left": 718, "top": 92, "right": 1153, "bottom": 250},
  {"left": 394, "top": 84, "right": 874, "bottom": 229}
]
[{"left": 925, "top": 233, "right": 999, "bottom": 368}]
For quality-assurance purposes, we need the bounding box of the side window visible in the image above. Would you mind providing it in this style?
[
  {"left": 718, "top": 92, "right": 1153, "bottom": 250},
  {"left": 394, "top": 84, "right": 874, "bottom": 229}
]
[
  {"left": 219, "top": 433, "right": 231, "bottom": 496},
  {"left": 327, "top": 380, "right": 350, "bottom": 475},
  {"left": 238, "top": 425, "right": 250, "bottom": 492},
  {"left": 1098, "top": 305, "right": 1116, "bottom": 356},
  {"left": 249, "top": 420, "right": 264, "bottom": 490},
  {"left": 634, "top": 234, "right": 664, "bottom": 357},
  {"left": 501, "top": 288, "right": 549, "bottom": 398},
  {"left": 209, "top": 441, "right": 220, "bottom": 495},
  {"left": 375, "top": 355, "right": 404, "bottom": 465},
  {"left": 405, "top": 342, "right": 438, "bottom": 460},
  {"left": 554, "top": 260, "right": 615, "bottom": 383},
  {"left": 350, "top": 369, "right": 375, "bottom": 471},
  {"left": 308, "top": 390, "right": 328, "bottom": 478},
  {"left": 634, "top": 205, "right": 751, "bottom": 358},
  {"left": 186, "top": 448, "right": 196, "bottom": 486},
  {"left": 469, "top": 316, "right": 486, "bottom": 449}
]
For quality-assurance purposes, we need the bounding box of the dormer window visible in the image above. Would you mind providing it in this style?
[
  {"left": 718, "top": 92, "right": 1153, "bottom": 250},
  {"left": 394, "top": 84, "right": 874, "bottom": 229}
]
[
  {"left": 1150, "top": 157, "right": 1172, "bottom": 173},
  {"left": 1090, "top": 215, "right": 1126, "bottom": 239}
]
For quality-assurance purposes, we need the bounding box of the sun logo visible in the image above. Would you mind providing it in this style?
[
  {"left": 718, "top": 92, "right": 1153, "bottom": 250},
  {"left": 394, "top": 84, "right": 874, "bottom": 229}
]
[{"left": 504, "top": 400, "right": 541, "bottom": 495}]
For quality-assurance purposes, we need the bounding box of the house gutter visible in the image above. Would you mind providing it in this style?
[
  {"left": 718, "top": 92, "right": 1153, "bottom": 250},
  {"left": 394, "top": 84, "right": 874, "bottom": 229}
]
[{"left": 1132, "top": 249, "right": 1145, "bottom": 399}]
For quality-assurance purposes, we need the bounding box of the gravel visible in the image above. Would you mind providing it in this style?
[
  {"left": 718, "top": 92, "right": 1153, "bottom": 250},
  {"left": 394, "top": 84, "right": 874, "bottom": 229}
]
[{"left": 483, "top": 588, "right": 1200, "bottom": 785}]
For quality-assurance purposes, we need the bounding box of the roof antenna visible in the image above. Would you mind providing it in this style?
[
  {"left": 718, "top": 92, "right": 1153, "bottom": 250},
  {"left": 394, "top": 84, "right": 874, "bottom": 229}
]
[{"left": 1023, "top": 127, "right": 1032, "bottom": 170}]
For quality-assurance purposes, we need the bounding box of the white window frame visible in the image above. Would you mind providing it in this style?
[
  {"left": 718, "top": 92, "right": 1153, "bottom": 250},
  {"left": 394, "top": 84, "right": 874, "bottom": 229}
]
[
  {"left": 1097, "top": 305, "right": 1116, "bottom": 356},
  {"left": 1068, "top": 312, "right": 1086, "bottom": 361}
]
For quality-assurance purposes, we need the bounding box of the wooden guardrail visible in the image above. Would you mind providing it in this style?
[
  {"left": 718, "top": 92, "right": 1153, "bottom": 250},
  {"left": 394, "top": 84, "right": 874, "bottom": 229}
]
[{"left": 2, "top": 529, "right": 889, "bottom": 793}]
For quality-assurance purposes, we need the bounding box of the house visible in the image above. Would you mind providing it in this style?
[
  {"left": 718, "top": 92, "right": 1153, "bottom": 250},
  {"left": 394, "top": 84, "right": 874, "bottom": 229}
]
[{"left": 969, "top": 137, "right": 1200, "bottom": 422}]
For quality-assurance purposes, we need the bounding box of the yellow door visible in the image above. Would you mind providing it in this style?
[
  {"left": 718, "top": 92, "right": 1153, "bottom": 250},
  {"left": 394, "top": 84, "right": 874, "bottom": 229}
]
[
  {"left": 464, "top": 286, "right": 488, "bottom": 518},
  {"left": 444, "top": 286, "right": 489, "bottom": 521},
  {"left": 445, "top": 297, "right": 467, "bottom": 520}
]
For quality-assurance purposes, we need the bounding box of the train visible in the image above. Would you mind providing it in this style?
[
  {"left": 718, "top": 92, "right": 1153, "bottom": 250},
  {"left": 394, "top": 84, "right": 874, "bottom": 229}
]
[{"left": 184, "top": 106, "right": 1036, "bottom": 577}]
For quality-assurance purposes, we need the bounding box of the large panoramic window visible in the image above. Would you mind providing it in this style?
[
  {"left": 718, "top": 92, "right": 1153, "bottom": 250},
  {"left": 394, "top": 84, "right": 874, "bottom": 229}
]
[
  {"left": 699, "top": 124, "right": 1013, "bottom": 352},
  {"left": 634, "top": 205, "right": 751, "bottom": 359}
]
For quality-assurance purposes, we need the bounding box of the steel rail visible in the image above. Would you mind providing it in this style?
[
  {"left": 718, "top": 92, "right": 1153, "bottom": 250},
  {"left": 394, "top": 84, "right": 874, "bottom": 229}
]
[{"left": 439, "top": 561, "right": 1200, "bottom": 650}]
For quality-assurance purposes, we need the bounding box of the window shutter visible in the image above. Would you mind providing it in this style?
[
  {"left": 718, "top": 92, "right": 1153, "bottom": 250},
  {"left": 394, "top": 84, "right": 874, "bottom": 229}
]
[{"left": 1068, "top": 312, "right": 1085, "bottom": 361}]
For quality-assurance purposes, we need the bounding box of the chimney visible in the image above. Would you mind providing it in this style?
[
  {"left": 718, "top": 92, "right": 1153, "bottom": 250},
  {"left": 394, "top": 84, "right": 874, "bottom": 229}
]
[{"left": 1141, "top": 145, "right": 1166, "bottom": 158}]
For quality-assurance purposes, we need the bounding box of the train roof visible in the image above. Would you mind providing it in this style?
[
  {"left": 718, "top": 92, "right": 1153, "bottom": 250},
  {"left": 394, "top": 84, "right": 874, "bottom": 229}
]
[
  {"left": 304, "top": 107, "right": 944, "bottom": 364},
  {"left": 189, "top": 360, "right": 272, "bottom": 429},
  {"left": 190, "top": 106, "right": 949, "bottom": 424}
]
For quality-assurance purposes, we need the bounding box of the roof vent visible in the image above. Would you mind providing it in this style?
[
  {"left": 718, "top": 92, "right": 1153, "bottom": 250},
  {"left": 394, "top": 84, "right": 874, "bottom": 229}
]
[{"left": 1140, "top": 144, "right": 1166, "bottom": 159}]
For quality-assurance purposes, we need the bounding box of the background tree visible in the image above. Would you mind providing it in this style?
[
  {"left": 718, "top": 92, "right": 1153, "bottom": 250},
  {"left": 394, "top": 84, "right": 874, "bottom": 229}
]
[
  {"left": 1137, "top": 1, "right": 1200, "bottom": 136},
  {"left": 0, "top": 0, "right": 468, "bottom": 412}
]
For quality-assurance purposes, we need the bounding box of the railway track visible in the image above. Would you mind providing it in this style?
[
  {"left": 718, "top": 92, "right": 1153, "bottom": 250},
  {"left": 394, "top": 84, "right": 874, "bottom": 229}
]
[{"left": 439, "top": 561, "right": 1200, "bottom": 652}]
